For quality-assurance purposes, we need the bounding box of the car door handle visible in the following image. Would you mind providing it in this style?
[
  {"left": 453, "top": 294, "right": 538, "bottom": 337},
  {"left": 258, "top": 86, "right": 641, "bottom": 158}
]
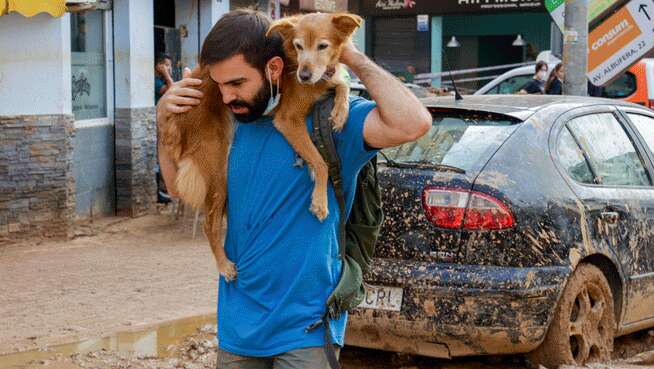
[{"left": 601, "top": 211, "right": 620, "bottom": 224}]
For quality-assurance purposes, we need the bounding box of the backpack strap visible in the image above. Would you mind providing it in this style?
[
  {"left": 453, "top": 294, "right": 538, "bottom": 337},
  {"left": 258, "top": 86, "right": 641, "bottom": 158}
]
[
  {"left": 311, "top": 93, "right": 346, "bottom": 259},
  {"left": 309, "top": 93, "right": 344, "bottom": 369}
]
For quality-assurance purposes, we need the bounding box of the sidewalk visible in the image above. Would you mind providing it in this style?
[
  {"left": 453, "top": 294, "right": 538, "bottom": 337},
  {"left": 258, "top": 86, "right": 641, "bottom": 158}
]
[{"left": 0, "top": 214, "right": 218, "bottom": 355}]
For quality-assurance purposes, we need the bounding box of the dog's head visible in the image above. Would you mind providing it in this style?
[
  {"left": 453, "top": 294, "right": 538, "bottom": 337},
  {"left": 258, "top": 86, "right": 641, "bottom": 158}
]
[{"left": 267, "top": 12, "right": 362, "bottom": 85}]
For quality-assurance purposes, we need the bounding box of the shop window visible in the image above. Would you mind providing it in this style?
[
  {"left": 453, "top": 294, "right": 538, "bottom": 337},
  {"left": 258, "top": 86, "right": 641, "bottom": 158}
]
[{"left": 71, "top": 11, "right": 107, "bottom": 120}]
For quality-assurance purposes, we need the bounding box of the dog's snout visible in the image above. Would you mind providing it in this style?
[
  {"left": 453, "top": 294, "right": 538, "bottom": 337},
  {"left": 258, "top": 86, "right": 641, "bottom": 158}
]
[{"left": 298, "top": 68, "right": 312, "bottom": 82}]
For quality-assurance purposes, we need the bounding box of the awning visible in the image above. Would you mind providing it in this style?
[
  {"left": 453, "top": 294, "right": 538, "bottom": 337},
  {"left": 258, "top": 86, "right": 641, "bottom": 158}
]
[{"left": 1, "top": 0, "right": 67, "bottom": 17}]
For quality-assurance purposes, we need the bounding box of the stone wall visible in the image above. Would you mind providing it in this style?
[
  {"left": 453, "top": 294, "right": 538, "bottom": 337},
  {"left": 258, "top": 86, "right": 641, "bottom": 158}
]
[
  {"left": 115, "top": 107, "right": 157, "bottom": 217},
  {"left": 0, "top": 114, "right": 75, "bottom": 243}
]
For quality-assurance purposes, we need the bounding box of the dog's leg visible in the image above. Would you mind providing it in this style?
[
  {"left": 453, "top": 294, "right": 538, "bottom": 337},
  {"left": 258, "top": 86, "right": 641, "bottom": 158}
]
[
  {"left": 275, "top": 116, "right": 330, "bottom": 221},
  {"left": 204, "top": 190, "right": 237, "bottom": 281},
  {"left": 330, "top": 79, "right": 350, "bottom": 132}
]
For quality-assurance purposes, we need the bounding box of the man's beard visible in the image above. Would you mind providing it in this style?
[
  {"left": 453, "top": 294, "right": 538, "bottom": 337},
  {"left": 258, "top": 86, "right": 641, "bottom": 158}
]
[{"left": 229, "top": 82, "right": 271, "bottom": 123}]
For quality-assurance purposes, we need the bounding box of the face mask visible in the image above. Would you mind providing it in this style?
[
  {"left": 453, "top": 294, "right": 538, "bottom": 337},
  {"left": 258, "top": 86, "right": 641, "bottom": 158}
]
[
  {"left": 263, "top": 66, "right": 281, "bottom": 116},
  {"left": 537, "top": 71, "right": 547, "bottom": 80}
]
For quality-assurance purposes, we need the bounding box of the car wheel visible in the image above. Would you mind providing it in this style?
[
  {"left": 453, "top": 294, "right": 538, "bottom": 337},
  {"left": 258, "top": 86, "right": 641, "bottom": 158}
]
[{"left": 527, "top": 263, "right": 615, "bottom": 368}]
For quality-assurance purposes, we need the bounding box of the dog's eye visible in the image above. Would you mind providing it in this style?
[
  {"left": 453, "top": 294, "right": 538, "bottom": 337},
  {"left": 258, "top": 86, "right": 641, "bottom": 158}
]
[
  {"left": 294, "top": 42, "right": 303, "bottom": 51},
  {"left": 318, "top": 43, "right": 329, "bottom": 50}
]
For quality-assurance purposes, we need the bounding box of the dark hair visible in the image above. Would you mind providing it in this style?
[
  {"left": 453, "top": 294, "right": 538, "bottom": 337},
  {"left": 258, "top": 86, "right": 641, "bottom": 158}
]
[
  {"left": 155, "top": 53, "right": 171, "bottom": 65},
  {"left": 535, "top": 60, "right": 548, "bottom": 74},
  {"left": 545, "top": 62, "right": 563, "bottom": 93},
  {"left": 200, "top": 9, "right": 285, "bottom": 72}
]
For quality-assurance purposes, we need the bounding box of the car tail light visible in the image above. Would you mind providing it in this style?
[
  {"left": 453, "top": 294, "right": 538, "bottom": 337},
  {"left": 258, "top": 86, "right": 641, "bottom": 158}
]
[
  {"left": 422, "top": 187, "right": 514, "bottom": 230},
  {"left": 649, "top": 100, "right": 654, "bottom": 109}
]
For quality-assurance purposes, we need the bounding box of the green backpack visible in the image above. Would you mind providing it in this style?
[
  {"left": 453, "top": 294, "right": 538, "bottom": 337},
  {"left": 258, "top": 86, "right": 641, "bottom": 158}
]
[{"left": 308, "top": 93, "right": 384, "bottom": 369}]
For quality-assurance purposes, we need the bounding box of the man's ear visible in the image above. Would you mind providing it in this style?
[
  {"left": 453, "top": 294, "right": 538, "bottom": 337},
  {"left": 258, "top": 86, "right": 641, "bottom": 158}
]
[
  {"left": 266, "top": 17, "right": 298, "bottom": 39},
  {"left": 266, "top": 56, "right": 285, "bottom": 82},
  {"left": 331, "top": 13, "right": 363, "bottom": 37}
]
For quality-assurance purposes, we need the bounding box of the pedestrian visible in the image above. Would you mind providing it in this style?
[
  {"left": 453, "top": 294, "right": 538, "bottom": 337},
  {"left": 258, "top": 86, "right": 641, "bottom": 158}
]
[
  {"left": 154, "top": 53, "right": 175, "bottom": 203},
  {"left": 399, "top": 64, "right": 417, "bottom": 83},
  {"left": 545, "top": 62, "right": 564, "bottom": 95},
  {"left": 519, "top": 60, "right": 548, "bottom": 94},
  {"left": 155, "top": 53, "right": 174, "bottom": 105},
  {"left": 156, "top": 9, "right": 431, "bottom": 369}
]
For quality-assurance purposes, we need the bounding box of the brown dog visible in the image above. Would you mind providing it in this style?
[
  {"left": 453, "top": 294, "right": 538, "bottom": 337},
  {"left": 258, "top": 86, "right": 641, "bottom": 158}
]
[
  {"left": 158, "top": 67, "right": 236, "bottom": 280},
  {"left": 267, "top": 12, "right": 363, "bottom": 220},
  {"left": 158, "top": 12, "right": 362, "bottom": 281}
]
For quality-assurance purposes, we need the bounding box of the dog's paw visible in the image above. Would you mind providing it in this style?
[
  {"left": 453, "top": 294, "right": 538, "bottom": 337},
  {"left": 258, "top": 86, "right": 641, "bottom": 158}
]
[
  {"left": 330, "top": 105, "right": 349, "bottom": 132},
  {"left": 310, "top": 199, "right": 329, "bottom": 222},
  {"left": 219, "top": 260, "right": 238, "bottom": 282}
]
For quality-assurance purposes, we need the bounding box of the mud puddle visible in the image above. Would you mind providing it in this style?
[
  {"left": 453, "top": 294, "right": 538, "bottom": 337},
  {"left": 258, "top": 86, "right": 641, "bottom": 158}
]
[{"left": 0, "top": 314, "right": 216, "bottom": 369}]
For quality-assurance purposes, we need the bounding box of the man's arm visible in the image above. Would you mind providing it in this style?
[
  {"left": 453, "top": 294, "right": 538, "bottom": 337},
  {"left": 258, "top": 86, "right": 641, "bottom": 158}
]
[
  {"left": 158, "top": 141, "right": 179, "bottom": 198},
  {"left": 340, "top": 44, "right": 431, "bottom": 149}
]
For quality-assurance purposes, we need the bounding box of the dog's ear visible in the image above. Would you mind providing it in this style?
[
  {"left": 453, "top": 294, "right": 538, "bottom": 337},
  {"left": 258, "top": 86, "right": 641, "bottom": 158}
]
[
  {"left": 331, "top": 13, "right": 363, "bottom": 37},
  {"left": 267, "top": 17, "right": 297, "bottom": 39}
]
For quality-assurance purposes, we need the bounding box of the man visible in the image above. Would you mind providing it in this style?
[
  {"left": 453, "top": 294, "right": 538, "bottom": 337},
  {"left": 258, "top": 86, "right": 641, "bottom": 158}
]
[
  {"left": 519, "top": 60, "right": 548, "bottom": 95},
  {"left": 154, "top": 53, "right": 176, "bottom": 203},
  {"left": 157, "top": 9, "right": 431, "bottom": 369}
]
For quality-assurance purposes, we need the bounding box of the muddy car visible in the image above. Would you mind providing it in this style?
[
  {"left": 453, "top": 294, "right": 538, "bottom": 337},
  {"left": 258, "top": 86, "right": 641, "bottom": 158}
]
[{"left": 346, "top": 95, "right": 654, "bottom": 368}]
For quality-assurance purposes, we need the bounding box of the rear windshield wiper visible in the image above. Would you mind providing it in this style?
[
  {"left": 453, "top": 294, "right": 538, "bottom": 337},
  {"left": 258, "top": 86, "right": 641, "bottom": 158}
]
[{"left": 379, "top": 152, "right": 466, "bottom": 174}]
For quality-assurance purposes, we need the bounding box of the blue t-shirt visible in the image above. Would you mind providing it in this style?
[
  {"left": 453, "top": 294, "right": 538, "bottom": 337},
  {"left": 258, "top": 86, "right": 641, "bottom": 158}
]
[{"left": 218, "top": 96, "right": 377, "bottom": 357}]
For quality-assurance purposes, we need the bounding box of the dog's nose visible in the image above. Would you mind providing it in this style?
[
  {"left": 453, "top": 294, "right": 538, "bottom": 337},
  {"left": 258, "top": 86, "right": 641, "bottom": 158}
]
[{"left": 299, "top": 68, "right": 312, "bottom": 82}]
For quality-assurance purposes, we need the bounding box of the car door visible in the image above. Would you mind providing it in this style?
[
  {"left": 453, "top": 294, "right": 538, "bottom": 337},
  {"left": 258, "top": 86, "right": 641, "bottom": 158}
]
[
  {"left": 617, "top": 109, "right": 654, "bottom": 325},
  {"left": 554, "top": 107, "right": 654, "bottom": 325}
]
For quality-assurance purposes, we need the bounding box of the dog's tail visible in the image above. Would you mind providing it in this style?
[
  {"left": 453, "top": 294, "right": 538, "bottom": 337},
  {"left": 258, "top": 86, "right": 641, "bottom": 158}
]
[{"left": 175, "top": 158, "right": 207, "bottom": 210}]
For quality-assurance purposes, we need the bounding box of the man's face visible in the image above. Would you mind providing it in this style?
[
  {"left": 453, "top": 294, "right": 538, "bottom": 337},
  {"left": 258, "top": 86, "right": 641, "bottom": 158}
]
[{"left": 208, "top": 54, "right": 271, "bottom": 122}]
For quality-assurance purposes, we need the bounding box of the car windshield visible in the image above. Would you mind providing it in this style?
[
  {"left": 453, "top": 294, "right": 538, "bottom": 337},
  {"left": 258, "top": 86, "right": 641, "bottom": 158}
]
[{"left": 381, "top": 111, "right": 521, "bottom": 174}]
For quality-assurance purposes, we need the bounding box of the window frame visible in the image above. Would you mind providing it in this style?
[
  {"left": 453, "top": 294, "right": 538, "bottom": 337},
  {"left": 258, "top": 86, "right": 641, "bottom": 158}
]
[
  {"left": 71, "top": 9, "right": 114, "bottom": 128},
  {"left": 617, "top": 107, "right": 654, "bottom": 174},
  {"left": 551, "top": 107, "right": 654, "bottom": 190}
]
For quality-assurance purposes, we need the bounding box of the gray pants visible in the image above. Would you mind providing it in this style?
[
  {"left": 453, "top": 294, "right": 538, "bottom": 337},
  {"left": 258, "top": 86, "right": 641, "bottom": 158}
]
[{"left": 216, "top": 346, "right": 340, "bottom": 369}]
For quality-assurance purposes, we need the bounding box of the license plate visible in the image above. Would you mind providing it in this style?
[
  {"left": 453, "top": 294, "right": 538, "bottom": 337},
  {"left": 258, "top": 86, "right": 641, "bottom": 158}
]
[{"left": 358, "top": 285, "right": 403, "bottom": 311}]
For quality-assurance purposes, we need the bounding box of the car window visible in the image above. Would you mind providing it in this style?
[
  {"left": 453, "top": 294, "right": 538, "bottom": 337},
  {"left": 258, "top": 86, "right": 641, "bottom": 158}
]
[
  {"left": 628, "top": 114, "right": 654, "bottom": 153},
  {"left": 381, "top": 112, "right": 520, "bottom": 174},
  {"left": 495, "top": 75, "right": 532, "bottom": 94},
  {"left": 603, "top": 72, "right": 637, "bottom": 99},
  {"left": 567, "top": 113, "right": 650, "bottom": 186},
  {"left": 557, "top": 127, "right": 595, "bottom": 184}
]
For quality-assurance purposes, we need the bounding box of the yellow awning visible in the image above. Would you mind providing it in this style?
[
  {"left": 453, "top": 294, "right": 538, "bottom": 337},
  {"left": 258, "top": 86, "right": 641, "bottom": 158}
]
[{"left": 1, "top": 0, "right": 67, "bottom": 17}]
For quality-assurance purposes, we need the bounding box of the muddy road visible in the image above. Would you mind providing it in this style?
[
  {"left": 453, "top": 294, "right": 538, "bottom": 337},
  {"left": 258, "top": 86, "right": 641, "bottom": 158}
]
[{"left": 5, "top": 327, "right": 654, "bottom": 369}]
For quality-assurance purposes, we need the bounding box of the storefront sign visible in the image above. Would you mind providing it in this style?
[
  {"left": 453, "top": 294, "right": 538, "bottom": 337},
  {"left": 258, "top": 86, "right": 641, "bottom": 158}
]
[
  {"left": 299, "top": 0, "right": 348, "bottom": 12},
  {"left": 361, "top": 0, "right": 545, "bottom": 16},
  {"left": 587, "top": 0, "right": 654, "bottom": 86}
]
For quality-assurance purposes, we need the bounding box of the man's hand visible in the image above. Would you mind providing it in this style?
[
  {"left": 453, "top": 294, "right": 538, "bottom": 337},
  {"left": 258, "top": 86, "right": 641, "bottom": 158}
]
[
  {"left": 156, "top": 67, "right": 204, "bottom": 124},
  {"left": 339, "top": 41, "right": 361, "bottom": 67}
]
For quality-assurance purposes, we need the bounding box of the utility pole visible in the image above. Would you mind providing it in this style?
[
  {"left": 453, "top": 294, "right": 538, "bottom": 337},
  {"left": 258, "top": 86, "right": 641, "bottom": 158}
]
[{"left": 562, "top": 0, "right": 588, "bottom": 96}]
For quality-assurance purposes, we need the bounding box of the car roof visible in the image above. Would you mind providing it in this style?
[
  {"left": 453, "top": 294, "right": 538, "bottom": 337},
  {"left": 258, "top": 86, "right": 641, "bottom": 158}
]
[{"left": 420, "top": 94, "right": 646, "bottom": 120}]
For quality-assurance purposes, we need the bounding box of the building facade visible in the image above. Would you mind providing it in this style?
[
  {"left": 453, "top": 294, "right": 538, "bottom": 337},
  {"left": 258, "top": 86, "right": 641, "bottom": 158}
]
[
  {"left": 354, "top": 0, "right": 557, "bottom": 89},
  {"left": 0, "top": 0, "right": 229, "bottom": 242}
]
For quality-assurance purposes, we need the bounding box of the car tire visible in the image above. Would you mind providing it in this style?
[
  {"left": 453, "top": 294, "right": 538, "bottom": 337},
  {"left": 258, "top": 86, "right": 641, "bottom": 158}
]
[{"left": 526, "top": 263, "right": 615, "bottom": 369}]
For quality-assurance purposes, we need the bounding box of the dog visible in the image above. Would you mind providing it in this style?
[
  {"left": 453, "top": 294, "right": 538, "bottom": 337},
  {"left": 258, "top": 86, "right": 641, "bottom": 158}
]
[
  {"left": 158, "top": 67, "right": 236, "bottom": 280},
  {"left": 158, "top": 12, "right": 362, "bottom": 281},
  {"left": 266, "top": 12, "right": 363, "bottom": 221}
]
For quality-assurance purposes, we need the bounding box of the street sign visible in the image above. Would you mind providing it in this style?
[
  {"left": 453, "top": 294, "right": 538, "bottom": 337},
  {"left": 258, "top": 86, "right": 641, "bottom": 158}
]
[
  {"left": 587, "top": 0, "right": 654, "bottom": 86},
  {"left": 546, "top": 0, "right": 624, "bottom": 30},
  {"left": 417, "top": 14, "right": 428, "bottom": 31}
]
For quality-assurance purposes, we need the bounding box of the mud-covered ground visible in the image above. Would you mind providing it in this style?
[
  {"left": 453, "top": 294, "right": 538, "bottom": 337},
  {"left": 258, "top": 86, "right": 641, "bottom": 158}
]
[
  {"left": 10, "top": 327, "right": 654, "bottom": 369},
  {"left": 3, "top": 213, "right": 654, "bottom": 369}
]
